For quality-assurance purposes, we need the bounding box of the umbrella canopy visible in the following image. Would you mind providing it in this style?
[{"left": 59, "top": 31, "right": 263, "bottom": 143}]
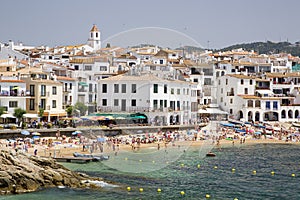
[
  {"left": 12, "top": 86, "right": 20, "bottom": 90},
  {"left": 72, "top": 130, "right": 82, "bottom": 135},
  {"left": 31, "top": 132, "right": 41, "bottom": 136},
  {"left": 32, "top": 136, "right": 40, "bottom": 140},
  {"left": 21, "top": 130, "right": 30, "bottom": 136}
]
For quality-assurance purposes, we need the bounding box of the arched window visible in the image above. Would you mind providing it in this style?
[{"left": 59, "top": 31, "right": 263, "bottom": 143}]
[
  {"left": 248, "top": 100, "right": 253, "bottom": 107},
  {"left": 239, "top": 110, "right": 244, "bottom": 119},
  {"left": 295, "top": 110, "right": 299, "bottom": 119},
  {"left": 255, "top": 100, "right": 261, "bottom": 108},
  {"left": 221, "top": 71, "right": 225, "bottom": 76},
  {"left": 288, "top": 110, "right": 293, "bottom": 118},
  {"left": 248, "top": 111, "right": 253, "bottom": 121},
  {"left": 281, "top": 110, "right": 286, "bottom": 118}
]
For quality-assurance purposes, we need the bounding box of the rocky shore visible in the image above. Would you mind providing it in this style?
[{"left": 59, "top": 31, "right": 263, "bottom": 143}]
[{"left": 0, "top": 149, "right": 104, "bottom": 195}]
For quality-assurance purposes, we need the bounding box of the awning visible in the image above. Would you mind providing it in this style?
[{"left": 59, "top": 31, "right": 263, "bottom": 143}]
[
  {"left": 0, "top": 114, "right": 16, "bottom": 118},
  {"left": 256, "top": 90, "right": 273, "bottom": 95},
  {"left": 198, "top": 108, "right": 228, "bottom": 114},
  {"left": 23, "top": 113, "right": 39, "bottom": 118},
  {"left": 79, "top": 82, "right": 88, "bottom": 87}
]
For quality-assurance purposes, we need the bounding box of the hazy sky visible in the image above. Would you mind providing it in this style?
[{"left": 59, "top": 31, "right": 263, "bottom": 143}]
[{"left": 1, "top": 0, "right": 299, "bottom": 49}]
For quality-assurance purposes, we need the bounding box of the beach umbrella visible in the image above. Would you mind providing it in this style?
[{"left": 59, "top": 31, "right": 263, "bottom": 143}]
[
  {"left": 31, "top": 132, "right": 41, "bottom": 136},
  {"left": 32, "top": 136, "right": 40, "bottom": 140},
  {"left": 72, "top": 130, "right": 82, "bottom": 135},
  {"left": 21, "top": 130, "right": 30, "bottom": 136}
]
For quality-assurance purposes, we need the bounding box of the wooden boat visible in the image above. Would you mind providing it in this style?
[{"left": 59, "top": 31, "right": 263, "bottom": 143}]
[
  {"left": 292, "top": 122, "right": 300, "bottom": 128},
  {"left": 206, "top": 152, "right": 216, "bottom": 157}
]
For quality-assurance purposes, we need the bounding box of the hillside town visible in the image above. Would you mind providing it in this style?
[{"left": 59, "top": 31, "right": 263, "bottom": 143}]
[{"left": 1, "top": 24, "right": 300, "bottom": 128}]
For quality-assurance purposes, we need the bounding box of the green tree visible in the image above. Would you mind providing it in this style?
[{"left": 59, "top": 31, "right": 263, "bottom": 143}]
[
  {"left": 38, "top": 108, "right": 44, "bottom": 118},
  {"left": 66, "top": 105, "right": 74, "bottom": 117},
  {"left": 74, "top": 102, "right": 88, "bottom": 116},
  {"left": 13, "top": 108, "right": 26, "bottom": 123},
  {"left": 0, "top": 107, "right": 5, "bottom": 117}
]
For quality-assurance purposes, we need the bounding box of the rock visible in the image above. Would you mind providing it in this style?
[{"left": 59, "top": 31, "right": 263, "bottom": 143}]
[{"left": 0, "top": 150, "right": 103, "bottom": 195}]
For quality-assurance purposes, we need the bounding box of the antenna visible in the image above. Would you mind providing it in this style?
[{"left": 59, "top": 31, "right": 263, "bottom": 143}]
[{"left": 207, "top": 40, "right": 210, "bottom": 50}]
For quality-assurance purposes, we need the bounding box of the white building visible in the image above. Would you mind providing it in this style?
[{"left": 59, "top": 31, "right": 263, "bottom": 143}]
[
  {"left": 87, "top": 24, "right": 101, "bottom": 51},
  {"left": 0, "top": 79, "right": 27, "bottom": 117},
  {"left": 98, "top": 73, "right": 198, "bottom": 125},
  {"left": 217, "top": 72, "right": 300, "bottom": 123}
]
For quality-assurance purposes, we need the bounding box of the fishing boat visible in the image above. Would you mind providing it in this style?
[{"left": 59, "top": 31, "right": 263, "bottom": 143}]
[{"left": 206, "top": 152, "right": 216, "bottom": 157}]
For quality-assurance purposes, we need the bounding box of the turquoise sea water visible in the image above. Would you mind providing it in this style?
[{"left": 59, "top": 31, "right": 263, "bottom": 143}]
[{"left": 2, "top": 143, "right": 300, "bottom": 200}]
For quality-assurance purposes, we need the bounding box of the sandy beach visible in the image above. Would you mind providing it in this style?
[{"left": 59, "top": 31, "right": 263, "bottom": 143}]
[{"left": 1, "top": 129, "right": 298, "bottom": 159}]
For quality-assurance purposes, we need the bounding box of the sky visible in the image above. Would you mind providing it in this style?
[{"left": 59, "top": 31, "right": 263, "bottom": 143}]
[{"left": 1, "top": 0, "right": 299, "bottom": 49}]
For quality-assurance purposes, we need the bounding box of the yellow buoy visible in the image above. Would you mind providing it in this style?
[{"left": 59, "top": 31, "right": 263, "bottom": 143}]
[
  {"left": 152, "top": 160, "right": 155, "bottom": 163},
  {"left": 139, "top": 188, "right": 143, "bottom": 192},
  {"left": 127, "top": 186, "right": 131, "bottom": 191},
  {"left": 252, "top": 170, "right": 256, "bottom": 174},
  {"left": 271, "top": 171, "right": 275, "bottom": 175},
  {"left": 214, "top": 166, "right": 218, "bottom": 169},
  {"left": 197, "top": 164, "right": 201, "bottom": 168},
  {"left": 292, "top": 173, "right": 296, "bottom": 177},
  {"left": 232, "top": 168, "right": 236, "bottom": 172},
  {"left": 181, "top": 163, "right": 184, "bottom": 167},
  {"left": 125, "top": 157, "right": 128, "bottom": 161},
  {"left": 234, "top": 198, "right": 239, "bottom": 200},
  {"left": 166, "top": 161, "right": 169, "bottom": 164},
  {"left": 139, "top": 159, "right": 142, "bottom": 162},
  {"left": 180, "top": 191, "right": 185, "bottom": 195},
  {"left": 157, "top": 188, "right": 162, "bottom": 192},
  {"left": 205, "top": 194, "right": 211, "bottom": 198}
]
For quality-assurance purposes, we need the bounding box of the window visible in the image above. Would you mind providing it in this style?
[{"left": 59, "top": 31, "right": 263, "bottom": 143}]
[
  {"left": 114, "top": 99, "right": 119, "bottom": 106},
  {"left": 241, "top": 79, "right": 244, "bottom": 85},
  {"left": 266, "top": 101, "right": 270, "bottom": 110},
  {"left": 245, "top": 88, "right": 248, "bottom": 94},
  {"left": 273, "top": 101, "right": 278, "bottom": 110},
  {"left": 250, "top": 79, "right": 253, "bottom": 85},
  {"left": 9, "top": 101, "right": 18, "bottom": 107},
  {"left": 131, "top": 99, "right": 136, "bottom": 106},
  {"left": 186, "top": 89, "right": 189, "bottom": 95},
  {"left": 171, "top": 88, "right": 174, "bottom": 94},
  {"left": 74, "top": 65, "right": 79, "bottom": 70},
  {"left": 89, "top": 94, "right": 93, "bottom": 103},
  {"left": 226, "top": 79, "right": 228, "bottom": 85},
  {"left": 41, "top": 85, "right": 46, "bottom": 96},
  {"left": 52, "top": 100, "right": 56, "bottom": 108},
  {"left": 102, "top": 84, "right": 107, "bottom": 93},
  {"left": 164, "top": 100, "right": 167, "bottom": 107},
  {"left": 177, "top": 89, "right": 180, "bottom": 95},
  {"left": 153, "top": 84, "right": 158, "bottom": 93},
  {"left": 114, "top": 84, "right": 119, "bottom": 93},
  {"left": 218, "top": 80, "right": 221, "bottom": 85},
  {"left": 52, "top": 86, "right": 57, "bottom": 95},
  {"left": 194, "top": 78, "right": 198, "bottom": 83},
  {"left": 164, "top": 84, "right": 167, "bottom": 93},
  {"left": 221, "top": 88, "right": 223, "bottom": 94},
  {"left": 89, "top": 84, "right": 93, "bottom": 92},
  {"left": 94, "top": 84, "right": 97, "bottom": 92},
  {"left": 30, "top": 85, "right": 35, "bottom": 96},
  {"left": 40, "top": 99, "right": 46, "bottom": 110},
  {"left": 153, "top": 100, "right": 158, "bottom": 109},
  {"left": 89, "top": 76, "right": 92, "bottom": 81},
  {"left": 29, "top": 99, "right": 35, "bottom": 110},
  {"left": 160, "top": 60, "right": 163, "bottom": 64},
  {"left": 230, "top": 98, "right": 233, "bottom": 104},
  {"left": 102, "top": 99, "right": 107, "bottom": 106},
  {"left": 121, "top": 84, "right": 126, "bottom": 93},
  {"left": 100, "top": 66, "right": 107, "bottom": 71},
  {"left": 69, "top": 83, "right": 72, "bottom": 90},
  {"left": 96, "top": 32, "right": 98, "bottom": 38},
  {"left": 132, "top": 84, "right": 136, "bottom": 93},
  {"left": 84, "top": 65, "right": 92, "bottom": 70}
]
